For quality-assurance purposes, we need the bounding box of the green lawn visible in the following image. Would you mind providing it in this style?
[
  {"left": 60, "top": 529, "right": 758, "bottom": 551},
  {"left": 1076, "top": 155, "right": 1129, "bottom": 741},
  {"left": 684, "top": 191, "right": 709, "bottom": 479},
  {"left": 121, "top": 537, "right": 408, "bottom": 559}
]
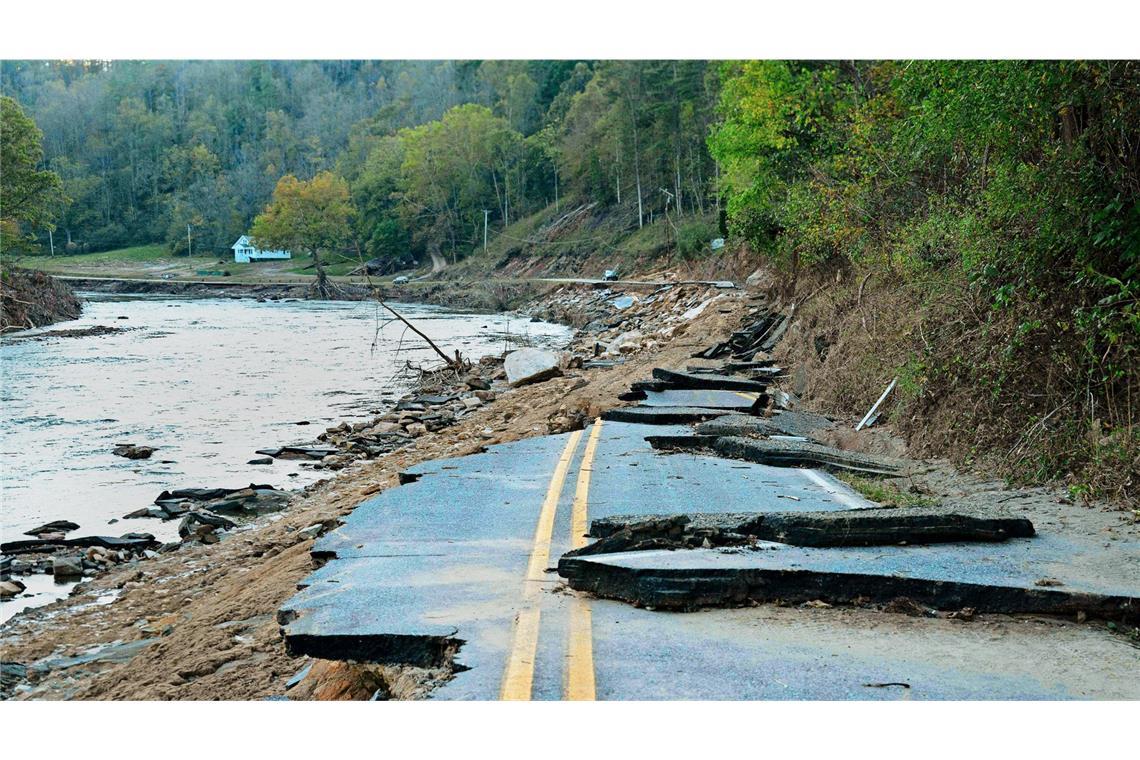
[
  {"left": 29, "top": 244, "right": 175, "bottom": 269},
  {"left": 23, "top": 244, "right": 394, "bottom": 282}
]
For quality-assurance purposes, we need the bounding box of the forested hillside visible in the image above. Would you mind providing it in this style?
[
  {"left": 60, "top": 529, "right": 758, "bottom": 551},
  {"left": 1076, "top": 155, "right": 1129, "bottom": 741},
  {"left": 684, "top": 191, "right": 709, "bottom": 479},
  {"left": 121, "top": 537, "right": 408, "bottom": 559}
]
[
  {"left": 710, "top": 61, "right": 1138, "bottom": 500},
  {"left": 0, "top": 60, "right": 718, "bottom": 261}
]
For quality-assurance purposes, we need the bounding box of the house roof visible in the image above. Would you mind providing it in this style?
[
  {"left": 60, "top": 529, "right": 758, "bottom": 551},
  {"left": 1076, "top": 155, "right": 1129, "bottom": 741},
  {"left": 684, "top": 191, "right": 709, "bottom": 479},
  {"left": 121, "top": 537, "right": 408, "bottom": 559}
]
[{"left": 232, "top": 235, "right": 251, "bottom": 249}]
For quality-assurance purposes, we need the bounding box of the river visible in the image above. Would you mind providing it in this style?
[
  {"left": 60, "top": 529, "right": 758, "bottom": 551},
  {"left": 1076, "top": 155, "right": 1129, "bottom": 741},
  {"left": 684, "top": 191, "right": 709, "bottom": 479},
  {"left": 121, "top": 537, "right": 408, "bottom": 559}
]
[{"left": 0, "top": 293, "right": 571, "bottom": 621}]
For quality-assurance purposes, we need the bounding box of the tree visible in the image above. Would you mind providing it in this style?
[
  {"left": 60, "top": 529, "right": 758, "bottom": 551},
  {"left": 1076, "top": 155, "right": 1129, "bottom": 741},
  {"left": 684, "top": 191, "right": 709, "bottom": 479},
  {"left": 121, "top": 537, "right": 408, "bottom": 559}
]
[
  {"left": 1, "top": 96, "right": 65, "bottom": 253},
  {"left": 251, "top": 171, "right": 354, "bottom": 298},
  {"left": 398, "top": 104, "right": 524, "bottom": 262}
]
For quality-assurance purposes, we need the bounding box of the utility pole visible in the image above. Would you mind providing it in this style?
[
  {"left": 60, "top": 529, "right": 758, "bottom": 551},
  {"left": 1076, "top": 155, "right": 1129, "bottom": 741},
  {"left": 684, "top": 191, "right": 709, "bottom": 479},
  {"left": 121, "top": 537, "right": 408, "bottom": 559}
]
[
  {"left": 187, "top": 224, "right": 192, "bottom": 258},
  {"left": 483, "top": 210, "right": 490, "bottom": 252},
  {"left": 48, "top": 228, "right": 55, "bottom": 256}
]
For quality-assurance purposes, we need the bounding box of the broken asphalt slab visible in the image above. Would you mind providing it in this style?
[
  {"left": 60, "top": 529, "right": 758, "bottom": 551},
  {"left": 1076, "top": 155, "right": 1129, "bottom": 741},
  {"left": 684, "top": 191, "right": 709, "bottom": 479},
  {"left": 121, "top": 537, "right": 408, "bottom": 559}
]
[
  {"left": 1, "top": 533, "right": 159, "bottom": 555},
  {"left": 650, "top": 368, "right": 769, "bottom": 392},
  {"left": 648, "top": 434, "right": 901, "bottom": 476},
  {"left": 638, "top": 388, "right": 766, "bottom": 411},
  {"left": 558, "top": 532, "right": 1140, "bottom": 619},
  {"left": 576, "top": 506, "right": 1036, "bottom": 553},
  {"left": 694, "top": 410, "right": 834, "bottom": 438}
]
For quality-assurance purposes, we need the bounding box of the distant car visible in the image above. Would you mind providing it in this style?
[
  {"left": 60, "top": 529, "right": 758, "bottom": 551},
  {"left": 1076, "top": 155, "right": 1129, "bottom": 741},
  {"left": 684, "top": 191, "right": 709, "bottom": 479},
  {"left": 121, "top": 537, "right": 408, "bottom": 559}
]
[
  {"left": 602, "top": 269, "right": 619, "bottom": 281},
  {"left": 393, "top": 275, "right": 410, "bottom": 285},
  {"left": 160, "top": 273, "right": 175, "bottom": 280}
]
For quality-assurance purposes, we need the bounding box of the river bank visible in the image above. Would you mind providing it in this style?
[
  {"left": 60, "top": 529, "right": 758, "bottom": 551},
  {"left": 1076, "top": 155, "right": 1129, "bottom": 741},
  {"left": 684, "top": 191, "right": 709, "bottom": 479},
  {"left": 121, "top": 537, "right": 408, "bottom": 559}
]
[
  {"left": 57, "top": 275, "right": 554, "bottom": 312},
  {"left": 0, "top": 269, "right": 81, "bottom": 332},
  {"left": 1, "top": 279, "right": 1136, "bottom": 700}
]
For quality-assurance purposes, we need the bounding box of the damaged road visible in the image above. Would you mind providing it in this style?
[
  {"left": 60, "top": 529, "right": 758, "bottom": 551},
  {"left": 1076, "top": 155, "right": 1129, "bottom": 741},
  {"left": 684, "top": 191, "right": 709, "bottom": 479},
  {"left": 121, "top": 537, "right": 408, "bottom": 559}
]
[{"left": 279, "top": 408, "right": 1140, "bottom": 699}]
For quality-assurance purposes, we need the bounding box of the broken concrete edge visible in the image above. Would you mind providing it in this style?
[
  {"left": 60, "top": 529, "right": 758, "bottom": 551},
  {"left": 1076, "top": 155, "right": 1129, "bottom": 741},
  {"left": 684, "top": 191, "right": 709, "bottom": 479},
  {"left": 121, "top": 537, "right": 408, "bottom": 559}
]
[
  {"left": 579, "top": 509, "right": 1035, "bottom": 550},
  {"left": 282, "top": 631, "right": 466, "bottom": 669},
  {"left": 557, "top": 557, "right": 1139, "bottom": 621}
]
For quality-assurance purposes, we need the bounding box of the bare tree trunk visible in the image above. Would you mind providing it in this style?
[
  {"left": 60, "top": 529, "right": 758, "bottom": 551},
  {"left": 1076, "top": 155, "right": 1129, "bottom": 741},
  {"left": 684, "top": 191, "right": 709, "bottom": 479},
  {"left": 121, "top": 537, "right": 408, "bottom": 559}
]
[
  {"left": 635, "top": 164, "right": 643, "bottom": 229},
  {"left": 675, "top": 153, "right": 683, "bottom": 219},
  {"left": 311, "top": 248, "right": 332, "bottom": 300}
]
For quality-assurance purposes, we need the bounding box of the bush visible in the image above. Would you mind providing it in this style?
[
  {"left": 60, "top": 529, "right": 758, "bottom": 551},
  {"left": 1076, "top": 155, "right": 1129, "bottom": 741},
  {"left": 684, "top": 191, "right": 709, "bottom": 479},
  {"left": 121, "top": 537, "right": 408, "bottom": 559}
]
[{"left": 676, "top": 220, "right": 718, "bottom": 258}]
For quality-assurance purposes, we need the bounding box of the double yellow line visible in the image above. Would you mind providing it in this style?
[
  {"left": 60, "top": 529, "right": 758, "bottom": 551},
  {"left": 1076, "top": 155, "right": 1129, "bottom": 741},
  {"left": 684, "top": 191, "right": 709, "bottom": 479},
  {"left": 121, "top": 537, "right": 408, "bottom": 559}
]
[{"left": 500, "top": 420, "right": 604, "bottom": 701}]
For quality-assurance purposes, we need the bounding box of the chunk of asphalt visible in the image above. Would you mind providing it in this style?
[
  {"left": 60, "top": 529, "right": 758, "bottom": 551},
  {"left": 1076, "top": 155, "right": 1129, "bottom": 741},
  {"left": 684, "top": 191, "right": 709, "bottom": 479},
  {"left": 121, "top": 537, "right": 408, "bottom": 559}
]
[
  {"left": 694, "top": 410, "right": 834, "bottom": 438},
  {"left": 600, "top": 406, "right": 737, "bottom": 425},
  {"left": 647, "top": 434, "right": 900, "bottom": 476},
  {"left": 558, "top": 539, "right": 1140, "bottom": 620},
  {"left": 639, "top": 389, "right": 766, "bottom": 412},
  {"left": 1, "top": 534, "right": 159, "bottom": 555},
  {"left": 630, "top": 380, "right": 672, "bottom": 393},
  {"left": 651, "top": 368, "right": 769, "bottom": 392},
  {"left": 582, "top": 508, "right": 1034, "bottom": 550}
]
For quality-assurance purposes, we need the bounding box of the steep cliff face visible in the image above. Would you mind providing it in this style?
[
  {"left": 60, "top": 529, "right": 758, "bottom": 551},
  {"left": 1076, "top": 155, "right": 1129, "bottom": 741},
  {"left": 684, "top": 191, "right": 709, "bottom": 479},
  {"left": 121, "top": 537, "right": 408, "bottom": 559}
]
[{"left": 0, "top": 267, "right": 82, "bottom": 332}]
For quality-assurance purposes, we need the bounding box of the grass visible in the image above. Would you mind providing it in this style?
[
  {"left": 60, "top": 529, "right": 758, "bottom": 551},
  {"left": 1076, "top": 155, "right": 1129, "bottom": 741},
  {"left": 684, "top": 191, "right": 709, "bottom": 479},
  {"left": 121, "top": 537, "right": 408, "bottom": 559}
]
[
  {"left": 27, "top": 244, "right": 175, "bottom": 269},
  {"left": 834, "top": 473, "right": 938, "bottom": 508}
]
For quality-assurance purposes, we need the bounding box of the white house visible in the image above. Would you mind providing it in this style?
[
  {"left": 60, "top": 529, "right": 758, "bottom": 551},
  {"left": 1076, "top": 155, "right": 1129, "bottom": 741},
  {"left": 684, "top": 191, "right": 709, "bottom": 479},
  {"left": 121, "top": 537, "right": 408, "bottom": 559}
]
[{"left": 232, "top": 235, "right": 291, "bottom": 263}]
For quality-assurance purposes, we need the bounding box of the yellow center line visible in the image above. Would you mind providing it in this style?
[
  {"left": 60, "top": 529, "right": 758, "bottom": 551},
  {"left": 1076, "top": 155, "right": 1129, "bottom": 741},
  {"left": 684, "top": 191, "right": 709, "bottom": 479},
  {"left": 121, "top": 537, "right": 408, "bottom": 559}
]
[
  {"left": 565, "top": 419, "right": 604, "bottom": 701},
  {"left": 500, "top": 428, "right": 584, "bottom": 701}
]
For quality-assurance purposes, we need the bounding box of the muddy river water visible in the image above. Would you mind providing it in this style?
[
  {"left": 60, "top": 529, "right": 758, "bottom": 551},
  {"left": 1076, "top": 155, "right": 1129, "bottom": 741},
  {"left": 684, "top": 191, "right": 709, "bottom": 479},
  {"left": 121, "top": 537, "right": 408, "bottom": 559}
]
[{"left": 0, "top": 293, "right": 571, "bottom": 620}]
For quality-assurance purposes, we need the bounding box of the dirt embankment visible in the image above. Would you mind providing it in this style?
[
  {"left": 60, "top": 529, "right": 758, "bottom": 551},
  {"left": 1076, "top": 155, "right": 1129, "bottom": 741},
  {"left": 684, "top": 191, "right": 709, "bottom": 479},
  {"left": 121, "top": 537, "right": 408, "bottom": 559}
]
[
  {"left": 769, "top": 265, "right": 1138, "bottom": 505},
  {"left": 0, "top": 268, "right": 82, "bottom": 332}
]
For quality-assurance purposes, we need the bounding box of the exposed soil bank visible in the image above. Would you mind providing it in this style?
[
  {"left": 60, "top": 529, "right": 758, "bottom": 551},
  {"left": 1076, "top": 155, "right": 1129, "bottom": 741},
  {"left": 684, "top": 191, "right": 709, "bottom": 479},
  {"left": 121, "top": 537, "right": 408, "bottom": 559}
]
[{"left": 0, "top": 268, "right": 81, "bottom": 332}]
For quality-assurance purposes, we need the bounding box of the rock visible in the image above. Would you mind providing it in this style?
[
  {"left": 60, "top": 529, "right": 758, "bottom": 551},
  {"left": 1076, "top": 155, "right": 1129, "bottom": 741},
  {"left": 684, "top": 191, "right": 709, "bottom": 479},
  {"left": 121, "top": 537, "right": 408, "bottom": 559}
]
[
  {"left": 248, "top": 457, "right": 274, "bottom": 465},
  {"left": 177, "top": 511, "right": 237, "bottom": 539},
  {"left": 405, "top": 423, "right": 428, "bottom": 437},
  {"left": 473, "top": 390, "right": 496, "bottom": 402},
  {"left": 297, "top": 523, "right": 324, "bottom": 540},
  {"left": 113, "top": 444, "right": 157, "bottom": 460},
  {"left": 462, "top": 397, "right": 483, "bottom": 410},
  {"left": 52, "top": 556, "right": 84, "bottom": 578},
  {"left": 24, "top": 520, "right": 80, "bottom": 537},
  {"left": 0, "top": 580, "right": 27, "bottom": 598},
  {"left": 505, "top": 348, "right": 563, "bottom": 387},
  {"left": 465, "top": 376, "right": 491, "bottom": 390}
]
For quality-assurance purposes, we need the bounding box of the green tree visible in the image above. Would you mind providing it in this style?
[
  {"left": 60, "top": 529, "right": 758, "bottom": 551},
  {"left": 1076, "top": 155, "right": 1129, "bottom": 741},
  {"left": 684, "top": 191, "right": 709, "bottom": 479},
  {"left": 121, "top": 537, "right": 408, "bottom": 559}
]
[
  {"left": 398, "top": 104, "right": 524, "bottom": 262},
  {"left": 251, "top": 171, "right": 354, "bottom": 298},
  {"left": 1, "top": 96, "right": 65, "bottom": 253}
]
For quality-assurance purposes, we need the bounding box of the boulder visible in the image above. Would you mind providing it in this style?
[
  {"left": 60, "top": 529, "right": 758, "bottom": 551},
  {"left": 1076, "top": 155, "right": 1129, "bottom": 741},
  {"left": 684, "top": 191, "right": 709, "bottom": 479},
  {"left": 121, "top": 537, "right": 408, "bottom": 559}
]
[
  {"left": 465, "top": 376, "right": 491, "bottom": 390},
  {"left": 0, "top": 580, "right": 27, "bottom": 598},
  {"left": 248, "top": 457, "right": 274, "bottom": 465},
  {"left": 296, "top": 523, "right": 324, "bottom": 540},
  {"left": 113, "top": 444, "right": 157, "bottom": 460},
  {"left": 52, "top": 556, "right": 84, "bottom": 578},
  {"left": 505, "top": 348, "right": 562, "bottom": 387}
]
